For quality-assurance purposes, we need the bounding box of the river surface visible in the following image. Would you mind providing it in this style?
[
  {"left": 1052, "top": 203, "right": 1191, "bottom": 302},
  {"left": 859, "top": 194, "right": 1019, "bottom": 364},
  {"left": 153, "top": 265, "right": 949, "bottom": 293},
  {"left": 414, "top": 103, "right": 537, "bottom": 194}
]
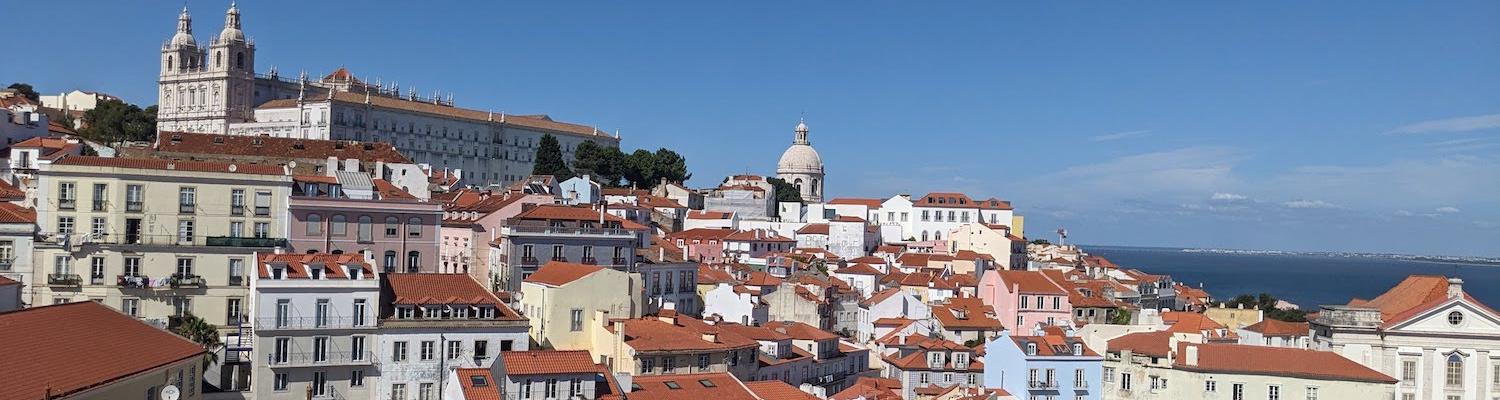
[{"left": 1084, "top": 245, "right": 1500, "bottom": 309}]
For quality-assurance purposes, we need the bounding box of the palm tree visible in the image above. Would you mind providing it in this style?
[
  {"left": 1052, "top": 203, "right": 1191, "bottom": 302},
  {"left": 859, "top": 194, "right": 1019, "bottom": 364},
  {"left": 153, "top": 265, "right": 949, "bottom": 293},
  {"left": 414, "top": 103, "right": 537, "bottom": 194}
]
[{"left": 173, "top": 313, "right": 224, "bottom": 367}]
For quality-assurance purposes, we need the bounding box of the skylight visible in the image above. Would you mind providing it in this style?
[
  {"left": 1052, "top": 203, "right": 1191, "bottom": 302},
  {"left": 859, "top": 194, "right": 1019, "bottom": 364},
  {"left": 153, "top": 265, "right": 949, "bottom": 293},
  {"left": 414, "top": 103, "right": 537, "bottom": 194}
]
[
  {"left": 699, "top": 379, "right": 716, "bottom": 388},
  {"left": 470, "top": 375, "right": 487, "bottom": 387},
  {"left": 664, "top": 381, "right": 681, "bottom": 389}
]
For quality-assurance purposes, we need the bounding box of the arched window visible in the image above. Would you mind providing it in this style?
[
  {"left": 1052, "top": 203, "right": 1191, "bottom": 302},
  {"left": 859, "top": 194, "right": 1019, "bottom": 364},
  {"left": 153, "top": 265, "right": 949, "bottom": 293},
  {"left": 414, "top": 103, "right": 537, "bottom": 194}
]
[
  {"left": 407, "top": 217, "right": 422, "bottom": 237},
  {"left": 921, "top": 231, "right": 929, "bottom": 241},
  {"left": 794, "top": 178, "right": 804, "bottom": 193},
  {"left": 934, "top": 231, "right": 942, "bottom": 241},
  {"left": 383, "top": 251, "right": 397, "bottom": 272},
  {"left": 235, "top": 52, "right": 245, "bottom": 69},
  {"left": 306, "top": 213, "right": 322, "bottom": 235},
  {"left": 330, "top": 214, "right": 347, "bottom": 236},
  {"left": 812, "top": 178, "right": 820, "bottom": 194},
  {"left": 385, "top": 216, "right": 399, "bottom": 237},
  {"left": 166, "top": 56, "right": 174, "bottom": 72},
  {"left": 407, "top": 251, "right": 421, "bottom": 273},
  {"left": 214, "top": 51, "right": 222, "bottom": 68},
  {"left": 357, "top": 215, "right": 373, "bottom": 242},
  {"left": 1446, "top": 353, "right": 1464, "bottom": 386}
]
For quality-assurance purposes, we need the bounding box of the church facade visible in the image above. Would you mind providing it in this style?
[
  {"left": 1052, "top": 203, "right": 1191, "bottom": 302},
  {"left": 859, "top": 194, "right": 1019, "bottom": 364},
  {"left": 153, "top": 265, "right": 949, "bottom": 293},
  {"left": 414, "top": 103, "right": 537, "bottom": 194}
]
[{"left": 156, "top": 5, "right": 620, "bottom": 187}]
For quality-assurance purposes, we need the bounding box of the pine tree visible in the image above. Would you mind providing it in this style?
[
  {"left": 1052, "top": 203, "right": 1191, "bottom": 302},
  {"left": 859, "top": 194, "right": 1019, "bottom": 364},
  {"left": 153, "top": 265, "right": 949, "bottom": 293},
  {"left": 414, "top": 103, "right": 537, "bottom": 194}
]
[{"left": 531, "top": 134, "right": 573, "bottom": 180}]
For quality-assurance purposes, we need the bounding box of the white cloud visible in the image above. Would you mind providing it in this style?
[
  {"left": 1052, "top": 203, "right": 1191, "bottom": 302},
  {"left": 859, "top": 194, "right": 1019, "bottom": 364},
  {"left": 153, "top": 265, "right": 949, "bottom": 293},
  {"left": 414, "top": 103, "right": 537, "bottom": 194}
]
[
  {"left": 1389, "top": 113, "right": 1500, "bottom": 134},
  {"left": 1283, "top": 199, "right": 1336, "bottom": 209},
  {"left": 1211, "top": 192, "right": 1248, "bottom": 201},
  {"left": 1023, "top": 146, "right": 1244, "bottom": 208},
  {"left": 1395, "top": 210, "right": 1416, "bottom": 217},
  {"left": 1090, "top": 129, "right": 1152, "bottom": 142},
  {"left": 1436, "top": 206, "right": 1461, "bottom": 214}
]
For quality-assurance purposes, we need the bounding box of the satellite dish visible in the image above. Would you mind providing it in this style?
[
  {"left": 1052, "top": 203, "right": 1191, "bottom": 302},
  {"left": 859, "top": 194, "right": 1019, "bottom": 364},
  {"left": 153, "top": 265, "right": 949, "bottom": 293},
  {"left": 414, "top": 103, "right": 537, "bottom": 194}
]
[
  {"left": 287, "top": 160, "right": 298, "bottom": 169},
  {"left": 161, "top": 385, "right": 180, "bottom": 400},
  {"left": 228, "top": 164, "right": 238, "bottom": 172}
]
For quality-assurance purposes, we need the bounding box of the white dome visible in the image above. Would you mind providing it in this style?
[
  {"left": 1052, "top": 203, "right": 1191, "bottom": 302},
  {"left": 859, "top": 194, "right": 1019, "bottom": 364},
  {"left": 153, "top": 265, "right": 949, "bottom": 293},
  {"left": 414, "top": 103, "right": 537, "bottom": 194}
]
[
  {"left": 171, "top": 32, "right": 197, "bottom": 47},
  {"left": 217, "top": 27, "right": 245, "bottom": 43},
  {"left": 778, "top": 144, "right": 823, "bottom": 173}
]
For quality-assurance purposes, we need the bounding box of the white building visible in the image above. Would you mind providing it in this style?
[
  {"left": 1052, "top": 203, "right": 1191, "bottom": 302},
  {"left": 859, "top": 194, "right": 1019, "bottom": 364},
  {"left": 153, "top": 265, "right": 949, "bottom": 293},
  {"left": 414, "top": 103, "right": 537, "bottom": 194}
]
[
  {"left": 878, "top": 193, "right": 1015, "bottom": 243},
  {"left": 776, "top": 119, "right": 825, "bottom": 203},
  {"left": 154, "top": 5, "right": 621, "bottom": 188},
  {"left": 1105, "top": 331, "right": 1396, "bottom": 400},
  {"left": 376, "top": 273, "right": 530, "bottom": 400},
  {"left": 1311, "top": 275, "right": 1500, "bottom": 400},
  {"left": 702, "top": 282, "right": 769, "bottom": 326},
  {"left": 39, "top": 90, "right": 120, "bottom": 113},
  {"left": 254, "top": 253, "right": 380, "bottom": 399},
  {"left": 856, "top": 288, "right": 931, "bottom": 343}
]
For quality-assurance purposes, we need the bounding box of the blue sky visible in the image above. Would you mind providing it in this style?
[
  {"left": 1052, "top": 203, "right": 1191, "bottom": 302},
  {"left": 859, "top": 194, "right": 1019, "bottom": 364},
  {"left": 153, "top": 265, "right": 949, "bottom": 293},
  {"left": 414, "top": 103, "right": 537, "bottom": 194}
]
[{"left": 4, "top": 1, "right": 1498, "bottom": 256}]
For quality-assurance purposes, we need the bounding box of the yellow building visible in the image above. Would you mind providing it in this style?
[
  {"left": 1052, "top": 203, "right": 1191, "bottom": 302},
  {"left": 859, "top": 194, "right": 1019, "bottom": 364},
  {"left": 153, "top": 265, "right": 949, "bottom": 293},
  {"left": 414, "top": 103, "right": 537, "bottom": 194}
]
[
  {"left": 519, "top": 261, "right": 640, "bottom": 350},
  {"left": 947, "top": 223, "right": 1026, "bottom": 270},
  {"left": 31, "top": 156, "right": 291, "bottom": 336}
]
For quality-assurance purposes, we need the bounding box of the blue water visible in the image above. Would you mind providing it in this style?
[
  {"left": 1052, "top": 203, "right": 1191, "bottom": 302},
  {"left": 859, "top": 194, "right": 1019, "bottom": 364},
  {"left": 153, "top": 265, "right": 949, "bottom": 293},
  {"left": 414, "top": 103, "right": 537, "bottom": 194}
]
[{"left": 1084, "top": 246, "right": 1500, "bottom": 310}]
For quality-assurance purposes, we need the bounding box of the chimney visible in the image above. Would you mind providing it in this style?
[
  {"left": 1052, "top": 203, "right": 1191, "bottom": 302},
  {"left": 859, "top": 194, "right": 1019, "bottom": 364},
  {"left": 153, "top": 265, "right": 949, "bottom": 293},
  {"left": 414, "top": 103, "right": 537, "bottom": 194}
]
[
  {"left": 898, "top": 335, "right": 906, "bottom": 345},
  {"left": 1184, "top": 345, "right": 1199, "bottom": 366},
  {"left": 702, "top": 330, "right": 719, "bottom": 343},
  {"left": 1448, "top": 277, "right": 1464, "bottom": 299},
  {"left": 615, "top": 373, "right": 633, "bottom": 394}
]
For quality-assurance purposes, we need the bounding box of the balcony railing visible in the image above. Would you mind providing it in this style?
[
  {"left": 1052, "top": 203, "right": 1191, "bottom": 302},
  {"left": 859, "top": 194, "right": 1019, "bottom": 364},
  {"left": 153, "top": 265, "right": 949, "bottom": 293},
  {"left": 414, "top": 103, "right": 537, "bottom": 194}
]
[
  {"left": 231, "top": 205, "right": 245, "bottom": 215},
  {"left": 519, "top": 256, "right": 539, "bottom": 266},
  {"left": 580, "top": 257, "right": 598, "bottom": 265},
  {"left": 613, "top": 257, "right": 629, "bottom": 265},
  {"left": 1075, "top": 380, "right": 1089, "bottom": 389},
  {"left": 267, "top": 351, "right": 376, "bottom": 367},
  {"left": 48, "top": 273, "right": 81, "bottom": 286},
  {"left": 92, "top": 200, "right": 107, "bottom": 212},
  {"left": 59, "top": 199, "right": 76, "bottom": 210},
  {"left": 228, "top": 275, "right": 245, "bottom": 286},
  {"left": 205, "top": 236, "right": 287, "bottom": 247},
  {"left": 1029, "top": 381, "right": 1058, "bottom": 390},
  {"left": 125, "top": 201, "right": 143, "bottom": 212},
  {"left": 256, "top": 316, "right": 374, "bottom": 331},
  {"left": 504, "top": 225, "right": 636, "bottom": 237},
  {"left": 170, "top": 274, "right": 205, "bottom": 288},
  {"left": 118, "top": 274, "right": 150, "bottom": 288},
  {"left": 90, "top": 276, "right": 105, "bottom": 285},
  {"left": 180, "top": 203, "right": 195, "bottom": 214}
]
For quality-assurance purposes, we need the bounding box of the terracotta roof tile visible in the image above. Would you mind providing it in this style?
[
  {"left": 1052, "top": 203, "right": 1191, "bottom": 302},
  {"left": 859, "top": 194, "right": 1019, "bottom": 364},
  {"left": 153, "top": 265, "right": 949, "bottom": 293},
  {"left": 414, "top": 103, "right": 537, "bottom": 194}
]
[
  {"left": 455, "top": 368, "right": 502, "bottom": 400},
  {"left": 745, "top": 380, "right": 819, "bottom": 400},
  {"left": 1174, "top": 343, "right": 1396, "bottom": 383},
  {"left": 0, "top": 302, "right": 206, "bottom": 399},
  {"left": 796, "top": 223, "right": 830, "bottom": 235},
  {"left": 827, "top": 198, "right": 884, "bottom": 208},
  {"left": 1106, "top": 331, "right": 1176, "bottom": 357},
  {"left": 1243, "top": 319, "right": 1309, "bottom": 337},
  {"left": 152, "top": 131, "right": 411, "bottom": 164},
  {"left": 687, "top": 210, "right": 734, "bottom": 220},
  {"left": 512, "top": 204, "right": 648, "bottom": 231},
  {"left": 260, "top": 91, "right": 617, "bottom": 139},
  {"left": 611, "top": 316, "right": 758, "bottom": 352},
  {"left": 913, "top": 192, "right": 1013, "bottom": 210},
  {"left": 834, "top": 263, "right": 882, "bottom": 275},
  {"left": 54, "top": 155, "right": 287, "bottom": 175},
  {"left": 502, "top": 350, "right": 600, "bottom": 375},
  {"left": 258, "top": 253, "right": 374, "bottom": 280},
  {"left": 0, "top": 202, "right": 36, "bottom": 224},
  {"left": 995, "top": 270, "right": 1068, "bottom": 295},
  {"left": 0, "top": 179, "right": 24, "bottom": 200},
  {"left": 764, "top": 321, "right": 839, "bottom": 341},
  {"left": 386, "top": 274, "right": 519, "bottom": 319},
  {"left": 523, "top": 261, "right": 606, "bottom": 287},
  {"left": 628, "top": 372, "right": 760, "bottom": 400}
]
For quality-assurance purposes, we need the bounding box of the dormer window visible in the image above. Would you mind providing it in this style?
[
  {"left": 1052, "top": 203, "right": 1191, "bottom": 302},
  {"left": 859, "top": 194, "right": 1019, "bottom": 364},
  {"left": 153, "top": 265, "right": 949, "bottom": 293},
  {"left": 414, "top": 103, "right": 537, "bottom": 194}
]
[
  {"left": 271, "top": 267, "right": 285, "bottom": 280},
  {"left": 397, "top": 306, "right": 414, "bottom": 319},
  {"left": 1073, "top": 343, "right": 1084, "bottom": 356},
  {"left": 454, "top": 306, "right": 469, "bottom": 319},
  {"left": 1026, "top": 343, "right": 1038, "bottom": 356},
  {"left": 928, "top": 352, "right": 945, "bottom": 368},
  {"left": 348, "top": 267, "right": 363, "bottom": 280},
  {"left": 480, "top": 306, "right": 496, "bottom": 319},
  {"left": 309, "top": 267, "right": 324, "bottom": 280}
]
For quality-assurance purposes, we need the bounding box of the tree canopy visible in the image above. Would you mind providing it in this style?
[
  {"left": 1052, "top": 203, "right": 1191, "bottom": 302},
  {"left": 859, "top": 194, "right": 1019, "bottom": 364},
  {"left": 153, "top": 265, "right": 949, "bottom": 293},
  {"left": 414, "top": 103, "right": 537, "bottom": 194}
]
[
  {"left": 767, "top": 177, "right": 804, "bottom": 203},
  {"left": 1223, "top": 293, "right": 1308, "bottom": 322},
  {"left": 531, "top": 134, "right": 574, "bottom": 180},
  {"left": 571, "top": 141, "right": 692, "bottom": 188},
  {"left": 80, "top": 99, "right": 156, "bottom": 144},
  {"left": 5, "top": 83, "right": 39, "bottom": 101}
]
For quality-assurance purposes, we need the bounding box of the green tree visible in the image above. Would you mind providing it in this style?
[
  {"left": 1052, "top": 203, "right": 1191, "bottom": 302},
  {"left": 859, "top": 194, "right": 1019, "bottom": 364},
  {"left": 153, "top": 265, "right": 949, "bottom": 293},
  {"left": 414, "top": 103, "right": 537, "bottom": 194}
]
[
  {"left": 623, "top": 149, "right": 657, "bottom": 188},
  {"left": 573, "top": 141, "right": 626, "bottom": 186},
  {"left": 80, "top": 99, "right": 156, "bottom": 144},
  {"left": 531, "top": 134, "right": 573, "bottom": 180},
  {"left": 5, "top": 83, "right": 39, "bottom": 101},
  {"left": 651, "top": 148, "right": 691, "bottom": 183},
  {"left": 172, "top": 313, "right": 224, "bottom": 368},
  {"left": 767, "top": 177, "right": 804, "bottom": 203},
  {"left": 1109, "top": 307, "right": 1133, "bottom": 325},
  {"left": 1223, "top": 292, "right": 1308, "bottom": 322},
  {"left": 1030, "top": 239, "right": 1051, "bottom": 245}
]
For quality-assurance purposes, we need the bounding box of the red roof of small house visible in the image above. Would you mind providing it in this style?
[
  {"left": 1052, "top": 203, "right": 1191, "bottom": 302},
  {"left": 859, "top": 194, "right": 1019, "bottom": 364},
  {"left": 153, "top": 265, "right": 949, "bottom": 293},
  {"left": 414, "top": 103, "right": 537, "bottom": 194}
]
[
  {"left": 724, "top": 229, "right": 795, "bottom": 242},
  {"left": 744, "top": 271, "right": 784, "bottom": 287},
  {"left": 0, "top": 202, "right": 36, "bottom": 224},
  {"left": 827, "top": 198, "right": 884, "bottom": 208},
  {"left": 687, "top": 210, "right": 734, "bottom": 220},
  {"left": 523, "top": 261, "right": 607, "bottom": 287},
  {"left": 0, "top": 275, "right": 17, "bottom": 286},
  {"left": 1243, "top": 319, "right": 1310, "bottom": 337},
  {"left": 1010, "top": 333, "right": 1098, "bottom": 357},
  {"left": 913, "top": 192, "right": 1013, "bottom": 210},
  {"left": 512, "top": 204, "right": 649, "bottom": 230},
  {"left": 763, "top": 321, "right": 839, "bottom": 341},
  {"left": 629, "top": 372, "right": 760, "bottom": 400},
  {"left": 258, "top": 253, "right": 375, "bottom": 280},
  {"left": 697, "top": 265, "right": 738, "bottom": 285},
  {"left": 1174, "top": 343, "right": 1396, "bottom": 383},
  {"left": 932, "top": 297, "right": 1005, "bottom": 331},
  {"left": 830, "top": 377, "right": 903, "bottom": 400},
  {"left": 1107, "top": 331, "right": 1177, "bottom": 357},
  {"left": 745, "top": 380, "right": 819, "bottom": 400},
  {"left": 996, "top": 270, "right": 1068, "bottom": 295},
  {"left": 609, "top": 316, "right": 759, "bottom": 352},
  {"left": 0, "top": 302, "right": 207, "bottom": 400},
  {"left": 795, "top": 223, "right": 830, "bottom": 235},
  {"left": 502, "top": 350, "right": 601, "bottom": 375},
  {"left": 835, "top": 263, "right": 882, "bottom": 275},
  {"left": 848, "top": 255, "right": 885, "bottom": 264},
  {"left": 387, "top": 273, "right": 504, "bottom": 307},
  {"left": 0, "top": 179, "right": 24, "bottom": 200},
  {"left": 454, "top": 368, "right": 502, "bottom": 400}
]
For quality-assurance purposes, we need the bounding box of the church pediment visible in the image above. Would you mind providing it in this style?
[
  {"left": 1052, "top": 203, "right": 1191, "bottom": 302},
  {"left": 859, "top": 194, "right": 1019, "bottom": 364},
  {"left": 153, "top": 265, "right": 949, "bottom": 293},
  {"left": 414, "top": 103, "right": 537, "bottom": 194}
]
[{"left": 1386, "top": 299, "right": 1500, "bottom": 335}]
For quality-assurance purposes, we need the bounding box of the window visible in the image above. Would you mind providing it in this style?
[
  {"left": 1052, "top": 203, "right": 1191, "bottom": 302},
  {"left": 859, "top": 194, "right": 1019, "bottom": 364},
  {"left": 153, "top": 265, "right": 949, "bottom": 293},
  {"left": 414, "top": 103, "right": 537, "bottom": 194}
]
[
  {"left": 1305, "top": 386, "right": 1317, "bottom": 400},
  {"left": 229, "top": 221, "right": 243, "bottom": 238},
  {"left": 275, "top": 299, "right": 290, "bottom": 327},
  {"left": 1021, "top": 296, "right": 1029, "bottom": 309},
  {"left": 420, "top": 341, "right": 435, "bottom": 360},
  {"left": 1402, "top": 359, "right": 1416, "bottom": 381},
  {"left": 391, "top": 384, "right": 406, "bottom": 400},
  {"left": 254, "top": 222, "right": 269, "bottom": 238},
  {"left": 570, "top": 380, "right": 582, "bottom": 398},
  {"left": 178, "top": 187, "right": 196, "bottom": 213},
  {"left": 473, "top": 340, "right": 488, "bottom": 364},
  {"left": 546, "top": 379, "right": 559, "bottom": 398},
  {"left": 698, "top": 354, "right": 710, "bottom": 370},
  {"left": 407, "top": 217, "right": 422, "bottom": 237},
  {"left": 1103, "top": 367, "right": 1114, "bottom": 383},
  {"left": 358, "top": 215, "right": 373, "bottom": 242},
  {"left": 331, "top": 214, "right": 347, "bottom": 236},
  {"left": 1448, "top": 311, "right": 1464, "bottom": 326},
  {"left": 122, "top": 298, "right": 140, "bottom": 316},
  {"left": 0, "top": 240, "right": 11, "bottom": 270},
  {"left": 229, "top": 258, "right": 245, "bottom": 285},
  {"left": 383, "top": 251, "right": 397, "bottom": 272},
  {"left": 392, "top": 341, "right": 408, "bottom": 362},
  {"left": 315, "top": 299, "right": 330, "bottom": 326},
  {"left": 1446, "top": 353, "right": 1464, "bottom": 387},
  {"left": 273, "top": 338, "right": 289, "bottom": 363},
  {"left": 90, "top": 257, "right": 105, "bottom": 283},
  {"left": 418, "top": 383, "right": 433, "bottom": 400},
  {"left": 1205, "top": 380, "right": 1216, "bottom": 392},
  {"left": 125, "top": 185, "right": 144, "bottom": 211},
  {"left": 351, "top": 370, "right": 364, "bottom": 387},
  {"left": 307, "top": 214, "right": 322, "bottom": 235},
  {"left": 58, "top": 182, "right": 76, "bottom": 209},
  {"left": 447, "top": 340, "right": 462, "bottom": 360},
  {"left": 1232, "top": 383, "right": 1244, "bottom": 400},
  {"left": 254, "top": 191, "right": 271, "bottom": 216},
  {"left": 664, "top": 356, "right": 676, "bottom": 372},
  {"left": 521, "top": 380, "right": 533, "bottom": 398},
  {"left": 642, "top": 358, "right": 655, "bottom": 374},
  {"left": 57, "top": 216, "right": 74, "bottom": 235},
  {"left": 230, "top": 189, "right": 245, "bottom": 214},
  {"left": 385, "top": 216, "right": 399, "bottom": 236},
  {"left": 1268, "top": 385, "right": 1280, "bottom": 400},
  {"left": 273, "top": 373, "right": 288, "bottom": 391},
  {"left": 313, "top": 336, "right": 329, "bottom": 362},
  {"left": 175, "top": 258, "right": 194, "bottom": 278},
  {"left": 407, "top": 251, "right": 421, "bottom": 272},
  {"left": 226, "top": 298, "right": 242, "bottom": 324},
  {"left": 92, "top": 183, "right": 107, "bottom": 211},
  {"left": 352, "top": 336, "right": 366, "bottom": 360},
  {"left": 552, "top": 245, "right": 565, "bottom": 260},
  {"left": 354, "top": 299, "right": 368, "bottom": 326},
  {"left": 1120, "top": 372, "right": 1132, "bottom": 390},
  {"left": 571, "top": 308, "right": 584, "bottom": 331},
  {"left": 177, "top": 219, "right": 194, "bottom": 243}
]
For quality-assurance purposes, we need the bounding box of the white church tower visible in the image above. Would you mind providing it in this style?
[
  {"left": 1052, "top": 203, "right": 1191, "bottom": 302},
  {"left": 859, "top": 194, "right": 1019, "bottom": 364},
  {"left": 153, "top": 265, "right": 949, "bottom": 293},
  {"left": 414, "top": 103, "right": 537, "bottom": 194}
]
[
  {"left": 776, "top": 119, "right": 826, "bottom": 203},
  {"left": 157, "top": 3, "right": 256, "bottom": 134}
]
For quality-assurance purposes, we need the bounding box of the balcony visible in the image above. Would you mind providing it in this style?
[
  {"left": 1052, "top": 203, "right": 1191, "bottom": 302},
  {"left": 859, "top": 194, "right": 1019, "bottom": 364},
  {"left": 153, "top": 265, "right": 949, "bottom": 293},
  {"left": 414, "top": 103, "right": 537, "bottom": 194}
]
[
  {"left": 170, "top": 274, "right": 205, "bottom": 288},
  {"left": 59, "top": 199, "right": 76, "bottom": 210},
  {"left": 580, "top": 257, "right": 597, "bottom": 265},
  {"left": 519, "top": 256, "right": 539, "bottom": 266},
  {"left": 118, "top": 275, "right": 150, "bottom": 288},
  {"left": 256, "top": 316, "right": 374, "bottom": 331},
  {"left": 612, "top": 257, "right": 629, "bottom": 265},
  {"left": 92, "top": 200, "right": 107, "bottom": 212},
  {"left": 1029, "top": 381, "right": 1058, "bottom": 390},
  {"left": 179, "top": 204, "right": 195, "bottom": 214},
  {"left": 90, "top": 275, "right": 106, "bottom": 285},
  {"left": 267, "top": 351, "right": 376, "bottom": 368},
  {"left": 228, "top": 275, "right": 245, "bottom": 286},
  {"left": 125, "top": 201, "right": 143, "bottom": 212},
  {"left": 503, "top": 224, "right": 637, "bottom": 238},
  {"left": 1075, "top": 381, "right": 1089, "bottom": 389},
  {"left": 48, "top": 273, "right": 81, "bottom": 286},
  {"left": 231, "top": 205, "right": 245, "bottom": 215},
  {"left": 205, "top": 236, "right": 287, "bottom": 248}
]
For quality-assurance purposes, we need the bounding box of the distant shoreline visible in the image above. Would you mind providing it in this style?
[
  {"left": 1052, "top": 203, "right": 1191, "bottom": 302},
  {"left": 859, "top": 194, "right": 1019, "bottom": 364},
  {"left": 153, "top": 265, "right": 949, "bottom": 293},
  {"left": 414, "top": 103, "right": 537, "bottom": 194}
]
[{"left": 1081, "top": 244, "right": 1500, "bottom": 267}]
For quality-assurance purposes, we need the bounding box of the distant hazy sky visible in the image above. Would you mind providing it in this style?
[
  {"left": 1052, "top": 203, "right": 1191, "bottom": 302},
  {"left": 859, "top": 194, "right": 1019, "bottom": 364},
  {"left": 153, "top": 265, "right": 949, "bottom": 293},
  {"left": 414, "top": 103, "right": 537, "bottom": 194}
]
[{"left": 4, "top": 1, "right": 1498, "bottom": 256}]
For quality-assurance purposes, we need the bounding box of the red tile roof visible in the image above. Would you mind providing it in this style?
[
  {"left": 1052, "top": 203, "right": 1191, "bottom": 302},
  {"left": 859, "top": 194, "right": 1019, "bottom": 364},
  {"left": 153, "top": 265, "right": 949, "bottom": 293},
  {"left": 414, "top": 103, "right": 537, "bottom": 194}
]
[
  {"left": 913, "top": 192, "right": 1013, "bottom": 210},
  {"left": 0, "top": 202, "right": 36, "bottom": 224},
  {"left": 668, "top": 227, "right": 735, "bottom": 241},
  {"left": 687, "top": 210, "right": 734, "bottom": 220},
  {"left": 1243, "top": 319, "right": 1309, "bottom": 337},
  {"left": 455, "top": 368, "right": 502, "bottom": 400},
  {"left": 502, "top": 350, "right": 600, "bottom": 375},
  {"left": 796, "top": 223, "right": 830, "bottom": 235},
  {"left": 260, "top": 91, "right": 617, "bottom": 139},
  {"left": 153, "top": 131, "right": 412, "bottom": 164},
  {"left": 0, "top": 179, "right": 24, "bottom": 200},
  {"left": 827, "top": 198, "right": 885, "bottom": 208},
  {"left": 524, "top": 261, "right": 606, "bottom": 287},
  {"left": 628, "top": 372, "right": 760, "bottom": 400},
  {"left": 258, "top": 253, "right": 374, "bottom": 280},
  {"left": 610, "top": 315, "right": 759, "bottom": 352},
  {"left": 1106, "top": 331, "right": 1177, "bottom": 357},
  {"left": 54, "top": 155, "right": 287, "bottom": 175},
  {"left": 932, "top": 297, "right": 1005, "bottom": 331},
  {"left": 1175, "top": 343, "right": 1396, "bottom": 383},
  {"left": 996, "top": 270, "right": 1068, "bottom": 295},
  {"left": 0, "top": 302, "right": 206, "bottom": 399},
  {"left": 512, "top": 204, "right": 649, "bottom": 231},
  {"left": 1011, "top": 333, "right": 1098, "bottom": 357},
  {"left": 764, "top": 321, "right": 839, "bottom": 341},
  {"left": 830, "top": 377, "right": 903, "bottom": 400},
  {"left": 387, "top": 274, "right": 503, "bottom": 307},
  {"left": 0, "top": 275, "right": 18, "bottom": 286},
  {"left": 834, "top": 263, "right": 882, "bottom": 275},
  {"left": 744, "top": 380, "right": 819, "bottom": 400}
]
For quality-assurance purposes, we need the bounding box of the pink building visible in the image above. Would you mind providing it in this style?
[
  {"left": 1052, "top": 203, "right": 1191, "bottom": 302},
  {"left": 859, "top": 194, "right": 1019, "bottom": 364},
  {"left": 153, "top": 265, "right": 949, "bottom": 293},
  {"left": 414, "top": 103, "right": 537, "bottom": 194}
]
[
  {"left": 439, "top": 191, "right": 556, "bottom": 282},
  {"left": 666, "top": 227, "right": 734, "bottom": 263},
  {"left": 979, "top": 270, "right": 1072, "bottom": 330},
  {"left": 288, "top": 175, "right": 443, "bottom": 273}
]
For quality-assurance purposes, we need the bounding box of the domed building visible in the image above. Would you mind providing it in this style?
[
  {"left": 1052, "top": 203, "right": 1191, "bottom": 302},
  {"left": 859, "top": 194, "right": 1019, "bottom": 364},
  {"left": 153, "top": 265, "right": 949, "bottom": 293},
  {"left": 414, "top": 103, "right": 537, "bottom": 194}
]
[{"left": 777, "top": 119, "right": 825, "bottom": 203}]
